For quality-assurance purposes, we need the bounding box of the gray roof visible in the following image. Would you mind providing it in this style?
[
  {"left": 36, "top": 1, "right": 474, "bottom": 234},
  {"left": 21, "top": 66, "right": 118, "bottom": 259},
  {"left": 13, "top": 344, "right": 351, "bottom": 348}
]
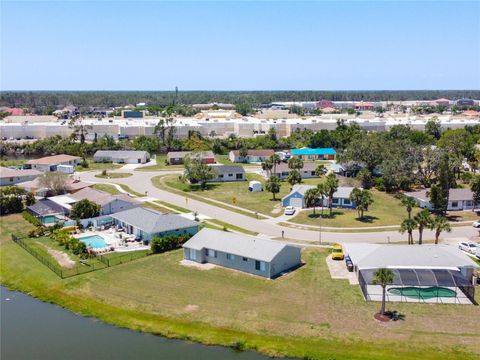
[
  {"left": 27, "top": 199, "right": 65, "bottom": 216},
  {"left": 211, "top": 165, "right": 245, "bottom": 175},
  {"left": 94, "top": 150, "right": 149, "bottom": 159},
  {"left": 283, "top": 185, "right": 358, "bottom": 199},
  {"left": 274, "top": 162, "right": 318, "bottom": 173},
  {"left": 183, "top": 228, "right": 296, "bottom": 262},
  {"left": 111, "top": 207, "right": 198, "bottom": 234},
  {"left": 0, "top": 167, "right": 42, "bottom": 179},
  {"left": 344, "top": 243, "right": 479, "bottom": 270},
  {"left": 167, "top": 151, "right": 214, "bottom": 160},
  {"left": 405, "top": 188, "right": 474, "bottom": 202},
  {"left": 71, "top": 187, "right": 138, "bottom": 207}
]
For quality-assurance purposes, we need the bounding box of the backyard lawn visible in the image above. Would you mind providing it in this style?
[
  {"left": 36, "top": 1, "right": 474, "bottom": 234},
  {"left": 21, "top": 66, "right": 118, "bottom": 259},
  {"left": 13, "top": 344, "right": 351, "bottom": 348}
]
[
  {"left": 1, "top": 214, "right": 479, "bottom": 360},
  {"left": 135, "top": 154, "right": 184, "bottom": 171},
  {"left": 156, "top": 174, "right": 324, "bottom": 217}
]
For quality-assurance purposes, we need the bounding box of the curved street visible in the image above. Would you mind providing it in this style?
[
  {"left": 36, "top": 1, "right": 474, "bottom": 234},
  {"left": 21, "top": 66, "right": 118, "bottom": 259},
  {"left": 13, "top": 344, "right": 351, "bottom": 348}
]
[{"left": 77, "top": 169, "right": 479, "bottom": 244}]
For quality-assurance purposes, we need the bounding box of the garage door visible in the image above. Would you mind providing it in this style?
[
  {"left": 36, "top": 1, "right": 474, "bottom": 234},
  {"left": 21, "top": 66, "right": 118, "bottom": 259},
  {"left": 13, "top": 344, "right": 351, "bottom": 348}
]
[{"left": 289, "top": 197, "right": 303, "bottom": 208}]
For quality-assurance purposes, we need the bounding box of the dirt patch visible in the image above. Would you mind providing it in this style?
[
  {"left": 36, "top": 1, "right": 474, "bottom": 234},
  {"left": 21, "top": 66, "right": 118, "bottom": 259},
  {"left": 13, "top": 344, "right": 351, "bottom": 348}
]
[
  {"left": 38, "top": 243, "right": 76, "bottom": 268},
  {"left": 180, "top": 259, "right": 215, "bottom": 270},
  {"left": 184, "top": 304, "right": 199, "bottom": 312}
]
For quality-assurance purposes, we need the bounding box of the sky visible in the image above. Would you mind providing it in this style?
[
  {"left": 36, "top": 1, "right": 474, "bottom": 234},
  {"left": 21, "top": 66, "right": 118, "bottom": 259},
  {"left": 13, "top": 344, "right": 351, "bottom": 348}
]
[{"left": 1, "top": 1, "right": 479, "bottom": 91}]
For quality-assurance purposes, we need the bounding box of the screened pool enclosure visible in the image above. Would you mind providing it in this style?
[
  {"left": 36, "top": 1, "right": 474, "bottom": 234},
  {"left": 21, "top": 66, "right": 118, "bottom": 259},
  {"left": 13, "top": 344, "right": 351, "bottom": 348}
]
[{"left": 359, "top": 268, "right": 475, "bottom": 305}]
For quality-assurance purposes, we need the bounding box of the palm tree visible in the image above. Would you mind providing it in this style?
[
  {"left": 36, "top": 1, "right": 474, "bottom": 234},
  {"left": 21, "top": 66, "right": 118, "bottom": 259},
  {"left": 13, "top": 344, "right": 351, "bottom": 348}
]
[
  {"left": 317, "top": 183, "right": 328, "bottom": 216},
  {"left": 372, "top": 268, "right": 394, "bottom": 316},
  {"left": 431, "top": 216, "right": 451, "bottom": 244},
  {"left": 399, "top": 218, "right": 417, "bottom": 245},
  {"left": 315, "top": 164, "right": 327, "bottom": 177},
  {"left": 266, "top": 175, "right": 281, "bottom": 200},
  {"left": 261, "top": 161, "right": 273, "bottom": 177},
  {"left": 269, "top": 154, "right": 281, "bottom": 176},
  {"left": 324, "top": 173, "right": 339, "bottom": 216},
  {"left": 288, "top": 157, "right": 304, "bottom": 170},
  {"left": 401, "top": 196, "right": 417, "bottom": 220},
  {"left": 304, "top": 188, "right": 320, "bottom": 215},
  {"left": 413, "top": 208, "right": 433, "bottom": 245}
]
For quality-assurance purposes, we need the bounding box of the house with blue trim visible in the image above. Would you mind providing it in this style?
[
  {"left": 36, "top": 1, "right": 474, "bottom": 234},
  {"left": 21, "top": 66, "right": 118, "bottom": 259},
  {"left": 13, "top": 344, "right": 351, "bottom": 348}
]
[
  {"left": 291, "top": 147, "right": 336, "bottom": 160},
  {"left": 282, "top": 185, "right": 358, "bottom": 209}
]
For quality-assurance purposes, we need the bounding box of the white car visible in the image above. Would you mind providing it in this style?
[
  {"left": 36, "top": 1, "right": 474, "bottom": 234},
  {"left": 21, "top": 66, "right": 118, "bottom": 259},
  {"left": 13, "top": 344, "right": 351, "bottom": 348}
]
[
  {"left": 284, "top": 206, "right": 296, "bottom": 215},
  {"left": 458, "top": 241, "right": 478, "bottom": 254},
  {"left": 473, "top": 220, "right": 480, "bottom": 228}
]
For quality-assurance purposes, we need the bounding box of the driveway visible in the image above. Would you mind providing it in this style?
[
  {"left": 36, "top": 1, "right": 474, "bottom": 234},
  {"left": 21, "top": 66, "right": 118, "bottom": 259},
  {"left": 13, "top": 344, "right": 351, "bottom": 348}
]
[{"left": 77, "top": 170, "right": 480, "bottom": 244}]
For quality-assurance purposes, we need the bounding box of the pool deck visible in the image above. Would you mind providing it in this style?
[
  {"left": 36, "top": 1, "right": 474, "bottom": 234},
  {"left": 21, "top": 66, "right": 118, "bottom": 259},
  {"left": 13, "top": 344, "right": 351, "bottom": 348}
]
[{"left": 73, "top": 230, "right": 149, "bottom": 253}]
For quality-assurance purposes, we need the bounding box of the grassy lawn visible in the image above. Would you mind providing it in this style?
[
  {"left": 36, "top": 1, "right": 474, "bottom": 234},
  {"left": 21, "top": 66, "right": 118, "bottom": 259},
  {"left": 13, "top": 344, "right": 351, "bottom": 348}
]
[
  {"left": 135, "top": 154, "right": 184, "bottom": 171},
  {"left": 117, "top": 183, "right": 146, "bottom": 197},
  {"left": 290, "top": 190, "right": 421, "bottom": 228},
  {"left": 0, "top": 158, "right": 30, "bottom": 167},
  {"left": 75, "top": 159, "right": 122, "bottom": 172},
  {"left": 156, "top": 174, "right": 324, "bottom": 217},
  {"left": 93, "top": 183, "right": 122, "bottom": 195},
  {"left": 1, "top": 215, "right": 479, "bottom": 360},
  {"left": 95, "top": 172, "right": 133, "bottom": 179},
  {"left": 215, "top": 154, "right": 260, "bottom": 166}
]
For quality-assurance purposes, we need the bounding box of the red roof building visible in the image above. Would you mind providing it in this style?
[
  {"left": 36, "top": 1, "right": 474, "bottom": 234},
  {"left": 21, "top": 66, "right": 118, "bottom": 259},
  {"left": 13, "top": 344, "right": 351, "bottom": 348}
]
[
  {"left": 5, "top": 108, "right": 25, "bottom": 116},
  {"left": 316, "top": 100, "right": 335, "bottom": 109}
]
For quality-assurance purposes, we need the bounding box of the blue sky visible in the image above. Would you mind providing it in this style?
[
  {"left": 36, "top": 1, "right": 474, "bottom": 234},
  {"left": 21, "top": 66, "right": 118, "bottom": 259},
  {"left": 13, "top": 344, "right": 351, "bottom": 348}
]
[{"left": 1, "top": 1, "right": 479, "bottom": 90}]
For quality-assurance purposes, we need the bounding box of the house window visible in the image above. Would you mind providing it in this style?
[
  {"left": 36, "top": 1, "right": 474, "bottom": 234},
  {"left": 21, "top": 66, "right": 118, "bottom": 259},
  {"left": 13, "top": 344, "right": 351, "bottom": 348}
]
[
  {"left": 451, "top": 201, "right": 458, "bottom": 207},
  {"left": 219, "top": 174, "right": 224, "bottom": 178},
  {"left": 465, "top": 200, "right": 473, "bottom": 206},
  {"left": 255, "top": 260, "right": 266, "bottom": 271},
  {"left": 311, "top": 171, "right": 315, "bottom": 176},
  {"left": 236, "top": 173, "right": 243, "bottom": 179},
  {"left": 332, "top": 198, "right": 339, "bottom": 204},
  {"left": 228, "top": 173, "right": 233, "bottom": 177},
  {"left": 343, "top": 199, "right": 351, "bottom": 205},
  {"left": 9, "top": 177, "right": 13, "bottom": 182},
  {"left": 226, "top": 253, "right": 235, "bottom": 261},
  {"left": 206, "top": 249, "right": 217, "bottom": 258},
  {"left": 189, "top": 248, "right": 196, "bottom": 260},
  {"left": 242, "top": 257, "right": 248, "bottom": 262}
]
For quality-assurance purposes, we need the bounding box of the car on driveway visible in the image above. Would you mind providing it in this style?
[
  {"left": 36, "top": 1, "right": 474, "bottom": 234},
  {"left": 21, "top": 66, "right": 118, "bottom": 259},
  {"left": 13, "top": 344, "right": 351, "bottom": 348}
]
[
  {"left": 284, "top": 206, "right": 296, "bottom": 215},
  {"left": 473, "top": 220, "right": 480, "bottom": 228},
  {"left": 458, "top": 241, "right": 478, "bottom": 254},
  {"left": 331, "top": 244, "right": 345, "bottom": 260}
]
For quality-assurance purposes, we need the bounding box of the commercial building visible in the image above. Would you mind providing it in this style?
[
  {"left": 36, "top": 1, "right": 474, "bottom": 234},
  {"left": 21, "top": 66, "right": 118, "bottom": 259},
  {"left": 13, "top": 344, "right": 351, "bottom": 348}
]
[{"left": 183, "top": 228, "right": 301, "bottom": 278}]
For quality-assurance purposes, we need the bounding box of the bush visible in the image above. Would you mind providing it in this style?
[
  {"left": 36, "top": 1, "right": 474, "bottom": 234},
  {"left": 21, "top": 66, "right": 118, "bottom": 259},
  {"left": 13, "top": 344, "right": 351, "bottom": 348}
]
[
  {"left": 101, "top": 169, "right": 107, "bottom": 176},
  {"left": 28, "top": 226, "right": 47, "bottom": 238},
  {"left": 374, "top": 177, "right": 385, "bottom": 191},
  {"left": 80, "top": 159, "right": 89, "bottom": 168},
  {"left": 461, "top": 172, "right": 473, "bottom": 184},
  {"left": 150, "top": 234, "right": 191, "bottom": 254},
  {"left": 22, "top": 211, "right": 41, "bottom": 226}
]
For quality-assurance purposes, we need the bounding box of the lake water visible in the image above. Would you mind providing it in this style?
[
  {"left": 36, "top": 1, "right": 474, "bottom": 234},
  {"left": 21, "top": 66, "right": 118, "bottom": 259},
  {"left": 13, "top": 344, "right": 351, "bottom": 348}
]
[{"left": 0, "top": 286, "right": 276, "bottom": 360}]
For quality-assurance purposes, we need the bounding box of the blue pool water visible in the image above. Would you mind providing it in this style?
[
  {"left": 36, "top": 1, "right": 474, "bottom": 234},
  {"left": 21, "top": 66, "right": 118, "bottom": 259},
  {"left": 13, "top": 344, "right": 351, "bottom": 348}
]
[
  {"left": 79, "top": 235, "right": 108, "bottom": 249},
  {"left": 41, "top": 215, "right": 61, "bottom": 225}
]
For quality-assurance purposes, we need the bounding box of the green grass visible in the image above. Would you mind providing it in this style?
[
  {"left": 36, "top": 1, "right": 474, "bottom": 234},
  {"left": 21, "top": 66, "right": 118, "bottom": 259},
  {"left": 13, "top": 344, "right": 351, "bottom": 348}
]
[
  {"left": 75, "top": 160, "right": 122, "bottom": 172},
  {"left": 1, "top": 215, "right": 479, "bottom": 360},
  {"left": 95, "top": 172, "right": 133, "bottom": 179},
  {"left": 117, "top": 183, "right": 146, "bottom": 197},
  {"left": 215, "top": 154, "right": 259, "bottom": 166},
  {"left": 206, "top": 219, "right": 258, "bottom": 235},
  {"left": 93, "top": 184, "right": 122, "bottom": 195},
  {"left": 154, "top": 200, "right": 190, "bottom": 213},
  {"left": 289, "top": 190, "right": 421, "bottom": 228},
  {"left": 135, "top": 154, "right": 184, "bottom": 171},
  {"left": 0, "top": 158, "right": 29, "bottom": 167},
  {"left": 155, "top": 174, "right": 324, "bottom": 217}
]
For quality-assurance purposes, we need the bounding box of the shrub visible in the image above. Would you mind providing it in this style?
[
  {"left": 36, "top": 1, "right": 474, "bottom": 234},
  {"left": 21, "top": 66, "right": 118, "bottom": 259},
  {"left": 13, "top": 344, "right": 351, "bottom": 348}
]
[
  {"left": 80, "top": 159, "right": 89, "bottom": 168},
  {"left": 150, "top": 234, "right": 191, "bottom": 254},
  {"left": 101, "top": 169, "right": 107, "bottom": 176},
  {"left": 27, "top": 226, "right": 47, "bottom": 238},
  {"left": 374, "top": 177, "right": 385, "bottom": 191},
  {"left": 22, "top": 211, "right": 42, "bottom": 226}
]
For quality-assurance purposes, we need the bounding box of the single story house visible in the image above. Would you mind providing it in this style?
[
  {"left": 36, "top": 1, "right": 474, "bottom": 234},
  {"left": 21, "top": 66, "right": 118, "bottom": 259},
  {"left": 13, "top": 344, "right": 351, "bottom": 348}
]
[
  {"left": 93, "top": 150, "right": 150, "bottom": 164},
  {"left": 282, "top": 185, "right": 357, "bottom": 208},
  {"left": 228, "top": 149, "right": 275, "bottom": 163},
  {"left": 291, "top": 147, "right": 336, "bottom": 161},
  {"left": 344, "top": 243, "right": 479, "bottom": 304},
  {"left": 264, "top": 162, "right": 320, "bottom": 180},
  {"left": 167, "top": 151, "right": 215, "bottom": 165},
  {"left": 70, "top": 187, "right": 139, "bottom": 216},
  {"left": 210, "top": 165, "right": 245, "bottom": 182},
  {"left": 27, "top": 198, "right": 67, "bottom": 218},
  {"left": 183, "top": 228, "right": 301, "bottom": 278},
  {"left": 25, "top": 154, "right": 81, "bottom": 172},
  {"left": 0, "top": 167, "right": 42, "bottom": 186},
  {"left": 405, "top": 188, "right": 478, "bottom": 211},
  {"left": 111, "top": 207, "right": 199, "bottom": 242},
  {"left": 17, "top": 177, "right": 92, "bottom": 197}
]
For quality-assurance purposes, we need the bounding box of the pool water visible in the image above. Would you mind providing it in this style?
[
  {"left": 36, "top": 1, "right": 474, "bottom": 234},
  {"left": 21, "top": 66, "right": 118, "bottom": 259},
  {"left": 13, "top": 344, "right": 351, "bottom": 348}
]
[
  {"left": 388, "top": 286, "right": 456, "bottom": 299},
  {"left": 79, "top": 235, "right": 109, "bottom": 249},
  {"left": 41, "top": 215, "right": 60, "bottom": 224}
]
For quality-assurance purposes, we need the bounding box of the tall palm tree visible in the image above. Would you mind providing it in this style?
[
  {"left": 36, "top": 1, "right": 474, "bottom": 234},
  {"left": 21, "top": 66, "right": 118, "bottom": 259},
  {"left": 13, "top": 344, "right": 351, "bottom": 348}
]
[
  {"left": 304, "top": 188, "right": 320, "bottom": 215},
  {"left": 324, "top": 173, "right": 339, "bottom": 216},
  {"left": 372, "top": 268, "right": 394, "bottom": 316},
  {"left": 315, "top": 164, "right": 327, "bottom": 177},
  {"left": 288, "top": 157, "right": 304, "bottom": 170},
  {"left": 401, "top": 196, "right": 417, "bottom": 220},
  {"left": 399, "top": 218, "right": 417, "bottom": 245},
  {"left": 269, "top": 154, "right": 281, "bottom": 176},
  {"left": 431, "top": 216, "right": 451, "bottom": 244},
  {"left": 413, "top": 208, "right": 433, "bottom": 245},
  {"left": 261, "top": 160, "right": 273, "bottom": 177},
  {"left": 317, "top": 183, "right": 328, "bottom": 216}
]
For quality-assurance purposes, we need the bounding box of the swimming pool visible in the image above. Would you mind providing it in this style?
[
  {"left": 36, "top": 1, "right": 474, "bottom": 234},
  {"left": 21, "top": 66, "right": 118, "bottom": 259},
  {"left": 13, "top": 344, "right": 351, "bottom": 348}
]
[
  {"left": 388, "top": 286, "right": 456, "bottom": 300},
  {"left": 78, "top": 235, "right": 109, "bottom": 249},
  {"left": 41, "top": 215, "right": 61, "bottom": 225}
]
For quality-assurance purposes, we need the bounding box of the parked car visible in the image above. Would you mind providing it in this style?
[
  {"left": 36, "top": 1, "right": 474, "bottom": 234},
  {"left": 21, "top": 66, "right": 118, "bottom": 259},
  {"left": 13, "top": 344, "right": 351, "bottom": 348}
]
[
  {"left": 473, "top": 220, "right": 480, "bottom": 228},
  {"left": 331, "top": 244, "right": 344, "bottom": 260},
  {"left": 284, "top": 206, "right": 296, "bottom": 215},
  {"left": 458, "top": 241, "right": 478, "bottom": 254}
]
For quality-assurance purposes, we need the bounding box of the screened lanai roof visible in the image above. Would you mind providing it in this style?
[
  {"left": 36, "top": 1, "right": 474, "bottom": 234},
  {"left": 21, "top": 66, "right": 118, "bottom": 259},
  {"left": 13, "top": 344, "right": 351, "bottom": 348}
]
[{"left": 359, "top": 268, "right": 472, "bottom": 288}]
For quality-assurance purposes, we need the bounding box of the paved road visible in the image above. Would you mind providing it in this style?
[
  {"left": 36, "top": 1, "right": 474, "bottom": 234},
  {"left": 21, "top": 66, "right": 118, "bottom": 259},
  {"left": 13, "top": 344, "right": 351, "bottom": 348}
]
[{"left": 78, "top": 170, "right": 479, "bottom": 244}]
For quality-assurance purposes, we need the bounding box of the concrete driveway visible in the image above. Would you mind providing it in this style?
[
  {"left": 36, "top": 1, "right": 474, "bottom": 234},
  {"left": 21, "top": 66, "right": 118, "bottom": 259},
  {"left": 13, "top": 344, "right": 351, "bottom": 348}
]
[{"left": 77, "top": 170, "right": 480, "bottom": 244}]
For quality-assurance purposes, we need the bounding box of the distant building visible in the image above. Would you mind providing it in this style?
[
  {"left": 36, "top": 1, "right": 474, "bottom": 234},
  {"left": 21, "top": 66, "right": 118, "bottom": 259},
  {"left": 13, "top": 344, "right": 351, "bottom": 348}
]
[
  {"left": 210, "top": 165, "right": 245, "bottom": 182},
  {"left": 4, "top": 108, "right": 25, "bottom": 116},
  {"left": 282, "top": 185, "right": 358, "bottom": 208},
  {"left": 316, "top": 100, "right": 335, "bottom": 109},
  {"left": 183, "top": 228, "right": 301, "bottom": 278},
  {"left": 228, "top": 149, "right": 274, "bottom": 163},
  {"left": 122, "top": 110, "right": 144, "bottom": 118},
  {"left": 456, "top": 98, "right": 475, "bottom": 107},
  {"left": 405, "top": 188, "right": 478, "bottom": 211},
  {"left": 291, "top": 147, "right": 336, "bottom": 161},
  {"left": 434, "top": 98, "right": 451, "bottom": 107},
  {"left": 167, "top": 151, "right": 215, "bottom": 165},
  {"left": 93, "top": 150, "right": 150, "bottom": 164},
  {"left": 70, "top": 187, "right": 139, "bottom": 215},
  {"left": 354, "top": 102, "right": 374, "bottom": 111},
  {"left": 25, "top": 155, "right": 81, "bottom": 172},
  {"left": 111, "top": 207, "right": 199, "bottom": 242},
  {"left": 0, "top": 167, "right": 42, "bottom": 186}
]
